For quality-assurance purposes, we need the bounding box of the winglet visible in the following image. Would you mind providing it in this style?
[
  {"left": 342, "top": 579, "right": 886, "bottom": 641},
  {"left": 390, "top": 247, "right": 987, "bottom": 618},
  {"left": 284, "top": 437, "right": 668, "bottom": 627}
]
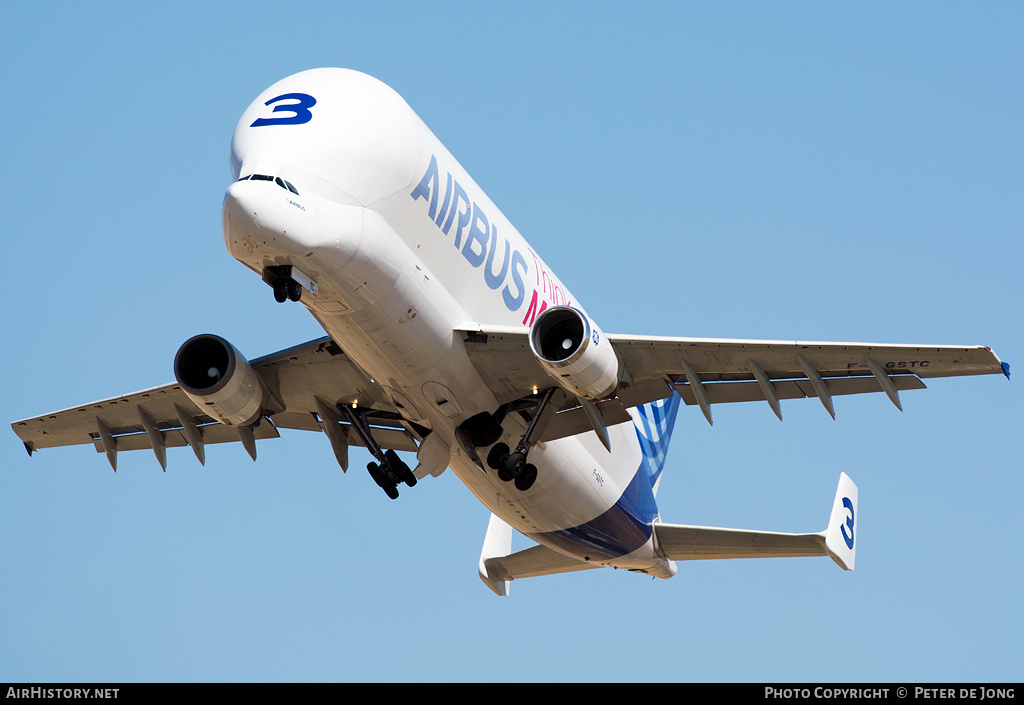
[
  {"left": 823, "top": 472, "right": 858, "bottom": 571},
  {"left": 1001, "top": 361, "right": 1011, "bottom": 380},
  {"left": 478, "top": 513, "right": 514, "bottom": 597}
]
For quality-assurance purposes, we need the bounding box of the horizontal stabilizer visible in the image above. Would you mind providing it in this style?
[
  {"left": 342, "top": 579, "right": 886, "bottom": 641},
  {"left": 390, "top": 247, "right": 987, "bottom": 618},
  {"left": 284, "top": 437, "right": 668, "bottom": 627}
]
[
  {"left": 654, "top": 524, "right": 828, "bottom": 561},
  {"left": 654, "top": 472, "right": 858, "bottom": 570},
  {"left": 478, "top": 514, "right": 597, "bottom": 596}
]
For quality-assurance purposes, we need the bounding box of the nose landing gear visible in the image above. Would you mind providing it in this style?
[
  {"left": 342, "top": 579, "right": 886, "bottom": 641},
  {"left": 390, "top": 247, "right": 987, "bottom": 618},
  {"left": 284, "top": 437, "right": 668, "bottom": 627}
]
[
  {"left": 263, "top": 264, "right": 317, "bottom": 304},
  {"left": 273, "top": 278, "right": 303, "bottom": 303}
]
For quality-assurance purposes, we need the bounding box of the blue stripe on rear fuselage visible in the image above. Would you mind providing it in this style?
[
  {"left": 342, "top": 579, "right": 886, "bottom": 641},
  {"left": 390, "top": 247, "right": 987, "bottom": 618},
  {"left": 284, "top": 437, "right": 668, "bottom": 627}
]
[
  {"left": 526, "top": 395, "right": 681, "bottom": 561},
  {"left": 525, "top": 459, "right": 658, "bottom": 560}
]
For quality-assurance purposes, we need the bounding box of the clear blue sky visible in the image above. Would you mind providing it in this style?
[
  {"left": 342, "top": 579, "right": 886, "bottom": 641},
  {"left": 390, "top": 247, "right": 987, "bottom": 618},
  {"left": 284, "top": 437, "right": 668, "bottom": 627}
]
[{"left": 1, "top": 1, "right": 1020, "bottom": 683}]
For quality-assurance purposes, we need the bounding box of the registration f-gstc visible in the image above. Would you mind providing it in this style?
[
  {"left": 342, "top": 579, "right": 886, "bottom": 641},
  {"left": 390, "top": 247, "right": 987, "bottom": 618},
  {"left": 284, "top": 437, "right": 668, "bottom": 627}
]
[{"left": 12, "top": 69, "right": 1009, "bottom": 595}]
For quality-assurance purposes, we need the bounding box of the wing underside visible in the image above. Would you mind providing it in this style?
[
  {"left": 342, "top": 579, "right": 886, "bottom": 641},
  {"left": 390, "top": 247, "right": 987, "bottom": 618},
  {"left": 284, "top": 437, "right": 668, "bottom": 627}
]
[
  {"left": 11, "top": 336, "right": 417, "bottom": 470},
  {"left": 459, "top": 324, "right": 1008, "bottom": 436}
]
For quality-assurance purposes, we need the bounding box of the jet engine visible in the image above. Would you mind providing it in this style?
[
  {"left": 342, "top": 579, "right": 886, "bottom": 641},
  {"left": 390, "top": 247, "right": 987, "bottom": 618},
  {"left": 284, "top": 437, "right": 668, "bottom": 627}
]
[
  {"left": 529, "top": 306, "right": 619, "bottom": 400},
  {"left": 173, "top": 334, "right": 266, "bottom": 427}
]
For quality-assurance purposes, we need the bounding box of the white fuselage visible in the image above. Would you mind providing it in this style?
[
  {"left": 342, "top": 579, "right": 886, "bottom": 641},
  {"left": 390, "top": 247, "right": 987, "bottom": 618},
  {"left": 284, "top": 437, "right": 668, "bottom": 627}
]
[{"left": 222, "top": 68, "right": 673, "bottom": 577}]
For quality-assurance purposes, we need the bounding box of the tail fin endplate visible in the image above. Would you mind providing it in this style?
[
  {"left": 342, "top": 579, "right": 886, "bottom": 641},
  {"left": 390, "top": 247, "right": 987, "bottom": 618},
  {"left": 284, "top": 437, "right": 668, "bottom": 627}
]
[{"left": 824, "top": 471, "right": 858, "bottom": 571}]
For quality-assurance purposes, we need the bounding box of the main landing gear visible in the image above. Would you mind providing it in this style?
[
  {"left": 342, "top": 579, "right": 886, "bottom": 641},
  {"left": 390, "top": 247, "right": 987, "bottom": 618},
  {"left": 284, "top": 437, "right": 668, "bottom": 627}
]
[
  {"left": 482, "top": 387, "right": 556, "bottom": 493},
  {"left": 340, "top": 404, "right": 417, "bottom": 500}
]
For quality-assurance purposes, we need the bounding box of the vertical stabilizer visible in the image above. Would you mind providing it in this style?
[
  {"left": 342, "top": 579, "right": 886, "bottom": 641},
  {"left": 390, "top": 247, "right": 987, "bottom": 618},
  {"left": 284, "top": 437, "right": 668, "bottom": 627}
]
[{"left": 627, "top": 394, "right": 681, "bottom": 495}]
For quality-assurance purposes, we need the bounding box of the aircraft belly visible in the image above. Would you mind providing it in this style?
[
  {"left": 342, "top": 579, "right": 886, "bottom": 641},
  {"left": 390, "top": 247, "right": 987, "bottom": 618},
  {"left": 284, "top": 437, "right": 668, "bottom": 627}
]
[
  {"left": 449, "top": 421, "right": 662, "bottom": 566},
  {"left": 311, "top": 291, "right": 497, "bottom": 432},
  {"left": 523, "top": 426, "right": 661, "bottom": 562}
]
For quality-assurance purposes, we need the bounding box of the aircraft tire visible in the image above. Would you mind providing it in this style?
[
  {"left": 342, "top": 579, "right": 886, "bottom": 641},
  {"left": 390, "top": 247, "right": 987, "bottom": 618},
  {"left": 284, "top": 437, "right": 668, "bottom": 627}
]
[
  {"left": 487, "top": 443, "right": 510, "bottom": 471},
  {"left": 515, "top": 464, "right": 537, "bottom": 492},
  {"left": 503, "top": 452, "right": 526, "bottom": 480},
  {"left": 273, "top": 281, "right": 288, "bottom": 303},
  {"left": 367, "top": 461, "right": 400, "bottom": 499},
  {"left": 385, "top": 449, "right": 417, "bottom": 487}
]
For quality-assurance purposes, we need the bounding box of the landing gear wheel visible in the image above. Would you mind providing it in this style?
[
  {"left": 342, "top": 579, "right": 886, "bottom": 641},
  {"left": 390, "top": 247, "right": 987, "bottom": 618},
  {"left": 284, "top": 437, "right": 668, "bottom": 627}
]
[
  {"left": 273, "top": 280, "right": 288, "bottom": 303},
  {"left": 367, "top": 462, "right": 399, "bottom": 500},
  {"left": 487, "top": 442, "right": 518, "bottom": 482},
  {"left": 287, "top": 279, "right": 303, "bottom": 302},
  {"left": 487, "top": 443, "right": 510, "bottom": 472},
  {"left": 514, "top": 463, "right": 537, "bottom": 492},
  {"left": 385, "top": 449, "right": 417, "bottom": 487},
  {"left": 491, "top": 386, "right": 554, "bottom": 487},
  {"left": 341, "top": 404, "right": 418, "bottom": 499},
  {"left": 502, "top": 452, "right": 526, "bottom": 481}
]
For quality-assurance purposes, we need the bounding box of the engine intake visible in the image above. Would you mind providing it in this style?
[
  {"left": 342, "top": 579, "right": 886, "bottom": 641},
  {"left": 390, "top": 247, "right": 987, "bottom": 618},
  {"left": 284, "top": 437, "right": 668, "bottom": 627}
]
[
  {"left": 174, "top": 334, "right": 265, "bottom": 427},
  {"left": 529, "top": 306, "right": 619, "bottom": 400}
]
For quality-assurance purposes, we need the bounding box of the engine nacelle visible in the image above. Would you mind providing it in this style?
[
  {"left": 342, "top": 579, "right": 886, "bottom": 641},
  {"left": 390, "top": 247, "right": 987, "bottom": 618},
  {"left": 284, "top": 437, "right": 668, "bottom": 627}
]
[
  {"left": 529, "top": 306, "right": 619, "bottom": 400},
  {"left": 173, "top": 334, "right": 266, "bottom": 427}
]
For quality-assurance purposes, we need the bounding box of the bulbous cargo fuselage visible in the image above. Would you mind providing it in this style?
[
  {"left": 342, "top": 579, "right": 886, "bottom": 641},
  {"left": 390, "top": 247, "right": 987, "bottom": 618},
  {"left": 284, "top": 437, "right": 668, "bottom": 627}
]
[{"left": 222, "top": 68, "right": 670, "bottom": 577}]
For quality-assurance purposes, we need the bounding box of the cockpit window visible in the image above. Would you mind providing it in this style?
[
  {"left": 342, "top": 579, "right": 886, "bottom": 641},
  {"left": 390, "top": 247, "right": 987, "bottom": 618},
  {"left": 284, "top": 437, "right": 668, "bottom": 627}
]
[
  {"left": 275, "top": 177, "right": 300, "bottom": 195},
  {"left": 237, "top": 173, "right": 299, "bottom": 195}
]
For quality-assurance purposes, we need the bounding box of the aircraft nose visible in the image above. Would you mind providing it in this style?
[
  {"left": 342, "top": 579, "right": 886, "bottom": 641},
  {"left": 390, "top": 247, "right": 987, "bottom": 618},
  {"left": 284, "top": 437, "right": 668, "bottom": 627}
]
[
  {"left": 222, "top": 175, "right": 315, "bottom": 256},
  {"left": 222, "top": 180, "right": 260, "bottom": 246}
]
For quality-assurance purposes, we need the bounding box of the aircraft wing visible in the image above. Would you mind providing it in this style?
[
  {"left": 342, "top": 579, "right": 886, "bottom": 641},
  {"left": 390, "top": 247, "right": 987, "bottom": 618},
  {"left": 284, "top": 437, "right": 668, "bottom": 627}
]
[
  {"left": 11, "top": 336, "right": 418, "bottom": 471},
  {"left": 459, "top": 324, "right": 1009, "bottom": 436}
]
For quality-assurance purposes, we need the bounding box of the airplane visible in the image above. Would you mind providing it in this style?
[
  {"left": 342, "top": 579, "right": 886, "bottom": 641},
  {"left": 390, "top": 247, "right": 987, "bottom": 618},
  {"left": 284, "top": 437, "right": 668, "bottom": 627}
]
[{"left": 11, "top": 68, "right": 1009, "bottom": 596}]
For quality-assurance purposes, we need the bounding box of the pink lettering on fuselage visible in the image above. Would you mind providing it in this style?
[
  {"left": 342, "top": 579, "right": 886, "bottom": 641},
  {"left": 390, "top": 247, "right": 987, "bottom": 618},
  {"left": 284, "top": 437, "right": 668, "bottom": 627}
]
[{"left": 522, "top": 249, "right": 572, "bottom": 326}]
